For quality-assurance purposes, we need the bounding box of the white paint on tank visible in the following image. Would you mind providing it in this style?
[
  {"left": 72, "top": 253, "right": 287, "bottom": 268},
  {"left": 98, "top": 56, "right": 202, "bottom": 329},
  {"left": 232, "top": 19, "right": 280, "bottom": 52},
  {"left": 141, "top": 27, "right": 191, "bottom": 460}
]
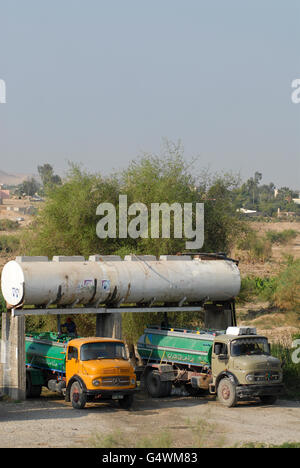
[{"left": 1, "top": 260, "right": 25, "bottom": 306}]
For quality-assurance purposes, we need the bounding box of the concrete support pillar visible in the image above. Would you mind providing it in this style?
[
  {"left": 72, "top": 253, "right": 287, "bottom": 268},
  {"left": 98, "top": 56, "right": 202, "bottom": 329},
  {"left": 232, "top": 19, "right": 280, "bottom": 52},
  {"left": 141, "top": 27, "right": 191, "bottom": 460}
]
[
  {"left": 204, "top": 304, "right": 233, "bottom": 330},
  {"left": 0, "top": 312, "right": 26, "bottom": 400},
  {"left": 96, "top": 313, "right": 122, "bottom": 340},
  {"left": 1, "top": 312, "right": 13, "bottom": 395}
]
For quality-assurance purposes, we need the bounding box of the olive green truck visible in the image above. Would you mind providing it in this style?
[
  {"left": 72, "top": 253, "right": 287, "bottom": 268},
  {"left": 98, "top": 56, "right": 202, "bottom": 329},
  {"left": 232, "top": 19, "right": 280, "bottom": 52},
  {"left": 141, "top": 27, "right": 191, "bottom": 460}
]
[{"left": 137, "top": 325, "right": 284, "bottom": 407}]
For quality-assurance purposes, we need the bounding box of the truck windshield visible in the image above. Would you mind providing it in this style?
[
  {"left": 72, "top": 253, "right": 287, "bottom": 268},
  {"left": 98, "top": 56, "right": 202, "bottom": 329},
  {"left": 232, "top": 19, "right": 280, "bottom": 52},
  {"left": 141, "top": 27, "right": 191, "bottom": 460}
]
[
  {"left": 80, "top": 342, "right": 128, "bottom": 361},
  {"left": 231, "top": 338, "right": 270, "bottom": 357}
]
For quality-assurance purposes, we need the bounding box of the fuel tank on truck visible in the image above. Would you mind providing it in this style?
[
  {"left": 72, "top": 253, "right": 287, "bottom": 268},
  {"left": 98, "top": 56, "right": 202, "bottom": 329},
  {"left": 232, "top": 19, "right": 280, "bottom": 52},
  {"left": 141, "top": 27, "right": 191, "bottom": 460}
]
[
  {"left": 1, "top": 254, "right": 241, "bottom": 309},
  {"left": 25, "top": 332, "right": 70, "bottom": 373},
  {"left": 137, "top": 326, "right": 215, "bottom": 367}
]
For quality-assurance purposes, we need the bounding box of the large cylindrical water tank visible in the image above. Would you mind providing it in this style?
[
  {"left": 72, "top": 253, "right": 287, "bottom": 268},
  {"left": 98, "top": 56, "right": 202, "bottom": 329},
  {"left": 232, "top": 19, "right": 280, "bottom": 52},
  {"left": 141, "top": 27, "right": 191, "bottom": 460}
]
[{"left": 1, "top": 255, "right": 241, "bottom": 308}]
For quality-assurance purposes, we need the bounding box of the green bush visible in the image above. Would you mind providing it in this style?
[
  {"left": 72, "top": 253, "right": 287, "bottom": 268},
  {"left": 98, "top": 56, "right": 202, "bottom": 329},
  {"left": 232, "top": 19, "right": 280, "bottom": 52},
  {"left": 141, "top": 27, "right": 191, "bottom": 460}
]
[
  {"left": 237, "top": 277, "right": 258, "bottom": 303},
  {"left": 0, "top": 291, "right": 6, "bottom": 314},
  {"left": 237, "top": 276, "right": 277, "bottom": 304},
  {"left": 271, "top": 338, "right": 300, "bottom": 399},
  {"left": 0, "top": 234, "right": 20, "bottom": 253},
  {"left": 0, "top": 219, "right": 19, "bottom": 231},
  {"left": 236, "top": 230, "right": 272, "bottom": 262},
  {"left": 254, "top": 276, "right": 277, "bottom": 301},
  {"left": 265, "top": 229, "right": 298, "bottom": 245},
  {"left": 240, "top": 260, "right": 300, "bottom": 311},
  {"left": 273, "top": 260, "right": 300, "bottom": 311}
]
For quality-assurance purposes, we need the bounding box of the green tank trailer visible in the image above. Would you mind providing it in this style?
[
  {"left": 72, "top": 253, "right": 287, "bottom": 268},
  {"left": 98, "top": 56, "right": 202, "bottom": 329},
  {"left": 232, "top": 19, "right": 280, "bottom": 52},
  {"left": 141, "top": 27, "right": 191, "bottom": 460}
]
[{"left": 25, "top": 332, "right": 71, "bottom": 398}]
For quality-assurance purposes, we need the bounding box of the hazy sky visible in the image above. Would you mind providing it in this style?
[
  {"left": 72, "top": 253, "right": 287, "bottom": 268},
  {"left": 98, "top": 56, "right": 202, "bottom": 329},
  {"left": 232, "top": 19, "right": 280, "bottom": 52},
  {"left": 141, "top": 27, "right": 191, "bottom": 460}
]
[{"left": 0, "top": 0, "right": 299, "bottom": 188}]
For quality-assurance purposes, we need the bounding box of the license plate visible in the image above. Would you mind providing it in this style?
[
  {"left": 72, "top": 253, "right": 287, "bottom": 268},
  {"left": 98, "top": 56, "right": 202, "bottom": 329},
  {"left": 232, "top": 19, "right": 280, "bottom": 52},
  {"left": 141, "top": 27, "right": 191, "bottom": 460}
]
[{"left": 112, "top": 394, "right": 124, "bottom": 400}]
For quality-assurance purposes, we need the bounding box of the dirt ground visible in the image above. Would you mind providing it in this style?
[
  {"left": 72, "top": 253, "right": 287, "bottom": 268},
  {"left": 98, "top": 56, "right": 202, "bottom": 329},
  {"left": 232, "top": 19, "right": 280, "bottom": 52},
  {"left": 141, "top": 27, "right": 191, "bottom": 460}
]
[
  {"left": 236, "top": 220, "right": 300, "bottom": 278},
  {"left": 253, "top": 220, "right": 300, "bottom": 260},
  {"left": 0, "top": 390, "right": 299, "bottom": 448},
  {"left": 0, "top": 198, "right": 37, "bottom": 229}
]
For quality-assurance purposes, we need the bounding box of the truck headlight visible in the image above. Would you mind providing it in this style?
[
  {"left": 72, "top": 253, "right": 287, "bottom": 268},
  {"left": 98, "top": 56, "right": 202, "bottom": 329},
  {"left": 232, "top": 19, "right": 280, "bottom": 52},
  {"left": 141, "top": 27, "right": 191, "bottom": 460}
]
[
  {"left": 92, "top": 379, "right": 101, "bottom": 386},
  {"left": 246, "top": 374, "right": 255, "bottom": 383},
  {"left": 131, "top": 378, "right": 136, "bottom": 385}
]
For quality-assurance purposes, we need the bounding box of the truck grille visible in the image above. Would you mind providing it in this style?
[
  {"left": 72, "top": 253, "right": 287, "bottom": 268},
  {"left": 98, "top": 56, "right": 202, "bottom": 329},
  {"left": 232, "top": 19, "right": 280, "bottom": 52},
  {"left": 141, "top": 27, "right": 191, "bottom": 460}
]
[
  {"left": 253, "top": 371, "right": 280, "bottom": 382},
  {"left": 102, "top": 376, "right": 130, "bottom": 387}
]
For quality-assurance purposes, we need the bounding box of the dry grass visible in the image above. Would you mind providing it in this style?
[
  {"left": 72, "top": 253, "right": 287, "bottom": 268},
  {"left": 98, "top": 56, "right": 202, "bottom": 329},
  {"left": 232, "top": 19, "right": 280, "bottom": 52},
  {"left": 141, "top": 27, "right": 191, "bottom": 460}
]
[
  {"left": 89, "top": 416, "right": 225, "bottom": 449},
  {"left": 237, "top": 306, "right": 300, "bottom": 344}
]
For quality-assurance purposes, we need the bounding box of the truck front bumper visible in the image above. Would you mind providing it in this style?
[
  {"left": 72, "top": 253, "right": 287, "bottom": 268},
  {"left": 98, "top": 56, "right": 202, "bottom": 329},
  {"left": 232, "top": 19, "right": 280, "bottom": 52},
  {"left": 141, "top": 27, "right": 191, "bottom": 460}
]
[
  {"left": 85, "top": 387, "right": 139, "bottom": 400},
  {"left": 236, "top": 384, "right": 284, "bottom": 399}
]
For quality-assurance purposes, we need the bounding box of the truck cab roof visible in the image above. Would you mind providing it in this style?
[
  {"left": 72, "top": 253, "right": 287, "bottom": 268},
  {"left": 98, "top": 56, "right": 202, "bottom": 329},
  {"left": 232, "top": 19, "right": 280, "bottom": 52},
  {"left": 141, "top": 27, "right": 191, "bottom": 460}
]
[
  {"left": 215, "top": 333, "right": 267, "bottom": 345},
  {"left": 68, "top": 337, "right": 124, "bottom": 347}
]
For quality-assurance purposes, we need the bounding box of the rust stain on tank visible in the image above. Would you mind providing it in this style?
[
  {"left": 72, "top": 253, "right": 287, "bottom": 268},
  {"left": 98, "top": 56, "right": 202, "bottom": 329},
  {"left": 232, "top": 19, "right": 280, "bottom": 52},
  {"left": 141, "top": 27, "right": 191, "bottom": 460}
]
[{"left": 124, "top": 283, "right": 131, "bottom": 302}]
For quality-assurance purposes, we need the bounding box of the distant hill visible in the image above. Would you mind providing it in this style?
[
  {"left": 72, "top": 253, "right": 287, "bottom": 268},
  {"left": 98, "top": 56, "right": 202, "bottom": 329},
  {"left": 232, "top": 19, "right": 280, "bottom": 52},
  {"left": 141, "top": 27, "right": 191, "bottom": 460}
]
[{"left": 0, "top": 170, "right": 35, "bottom": 186}]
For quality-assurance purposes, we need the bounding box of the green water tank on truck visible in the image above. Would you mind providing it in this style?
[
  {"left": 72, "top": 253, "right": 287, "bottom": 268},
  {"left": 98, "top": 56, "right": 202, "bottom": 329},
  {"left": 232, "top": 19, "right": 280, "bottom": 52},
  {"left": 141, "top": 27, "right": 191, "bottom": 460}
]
[{"left": 137, "top": 326, "right": 284, "bottom": 407}]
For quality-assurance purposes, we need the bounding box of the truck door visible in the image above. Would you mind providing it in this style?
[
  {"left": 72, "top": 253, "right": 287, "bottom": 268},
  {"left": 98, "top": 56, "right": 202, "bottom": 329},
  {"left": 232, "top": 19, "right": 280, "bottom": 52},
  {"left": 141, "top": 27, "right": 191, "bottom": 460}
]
[
  {"left": 211, "top": 342, "right": 229, "bottom": 378},
  {"left": 66, "top": 345, "right": 79, "bottom": 383}
]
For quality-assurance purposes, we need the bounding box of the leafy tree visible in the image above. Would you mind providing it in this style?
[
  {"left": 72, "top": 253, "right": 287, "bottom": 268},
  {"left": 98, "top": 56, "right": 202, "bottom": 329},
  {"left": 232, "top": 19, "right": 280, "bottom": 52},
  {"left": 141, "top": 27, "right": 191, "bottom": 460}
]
[
  {"left": 16, "top": 177, "right": 41, "bottom": 197},
  {"left": 232, "top": 171, "right": 300, "bottom": 217},
  {"left": 38, "top": 164, "right": 62, "bottom": 193},
  {"left": 23, "top": 164, "right": 120, "bottom": 258}
]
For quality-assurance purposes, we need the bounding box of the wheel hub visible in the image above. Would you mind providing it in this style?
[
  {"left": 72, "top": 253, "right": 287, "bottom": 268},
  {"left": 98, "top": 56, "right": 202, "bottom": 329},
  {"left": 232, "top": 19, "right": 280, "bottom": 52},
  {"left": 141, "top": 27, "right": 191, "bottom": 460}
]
[
  {"left": 72, "top": 388, "right": 80, "bottom": 403},
  {"left": 222, "top": 385, "right": 230, "bottom": 400}
]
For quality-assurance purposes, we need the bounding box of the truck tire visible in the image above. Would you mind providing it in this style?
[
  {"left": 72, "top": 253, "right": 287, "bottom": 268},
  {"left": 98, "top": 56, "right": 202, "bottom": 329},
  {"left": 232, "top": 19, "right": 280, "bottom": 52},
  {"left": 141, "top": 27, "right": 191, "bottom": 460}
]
[
  {"left": 26, "top": 373, "right": 42, "bottom": 399},
  {"left": 217, "top": 378, "right": 237, "bottom": 408},
  {"left": 161, "top": 381, "right": 172, "bottom": 397},
  {"left": 70, "top": 381, "right": 87, "bottom": 410},
  {"left": 259, "top": 395, "right": 277, "bottom": 405},
  {"left": 118, "top": 394, "right": 134, "bottom": 410},
  {"left": 145, "top": 370, "right": 167, "bottom": 398}
]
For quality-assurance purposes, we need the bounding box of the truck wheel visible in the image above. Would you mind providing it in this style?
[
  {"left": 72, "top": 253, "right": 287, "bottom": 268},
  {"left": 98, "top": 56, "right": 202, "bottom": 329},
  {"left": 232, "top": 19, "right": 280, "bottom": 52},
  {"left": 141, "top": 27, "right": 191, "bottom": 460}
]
[
  {"left": 30, "top": 386, "right": 42, "bottom": 398},
  {"left": 118, "top": 394, "right": 134, "bottom": 410},
  {"left": 161, "top": 381, "right": 172, "bottom": 397},
  {"left": 26, "top": 373, "right": 42, "bottom": 398},
  {"left": 217, "top": 378, "right": 237, "bottom": 408},
  {"left": 26, "top": 372, "right": 33, "bottom": 398},
  {"left": 259, "top": 395, "right": 277, "bottom": 405},
  {"left": 145, "top": 370, "right": 166, "bottom": 398},
  {"left": 70, "top": 381, "right": 87, "bottom": 410}
]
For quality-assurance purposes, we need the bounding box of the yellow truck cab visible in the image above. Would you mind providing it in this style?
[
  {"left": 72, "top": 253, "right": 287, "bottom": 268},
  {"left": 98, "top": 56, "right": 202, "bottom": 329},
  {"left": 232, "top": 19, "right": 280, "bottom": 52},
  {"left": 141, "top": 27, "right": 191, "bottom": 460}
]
[{"left": 64, "top": 337, "right": 137, "bottom": 409}]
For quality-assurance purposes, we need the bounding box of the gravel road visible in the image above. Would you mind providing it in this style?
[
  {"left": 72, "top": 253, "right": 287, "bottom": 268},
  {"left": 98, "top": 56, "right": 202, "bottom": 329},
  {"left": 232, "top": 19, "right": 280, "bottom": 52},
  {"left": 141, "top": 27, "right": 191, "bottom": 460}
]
[{"left": 0, "top": 391, "right": 300, "bottom": 448}]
